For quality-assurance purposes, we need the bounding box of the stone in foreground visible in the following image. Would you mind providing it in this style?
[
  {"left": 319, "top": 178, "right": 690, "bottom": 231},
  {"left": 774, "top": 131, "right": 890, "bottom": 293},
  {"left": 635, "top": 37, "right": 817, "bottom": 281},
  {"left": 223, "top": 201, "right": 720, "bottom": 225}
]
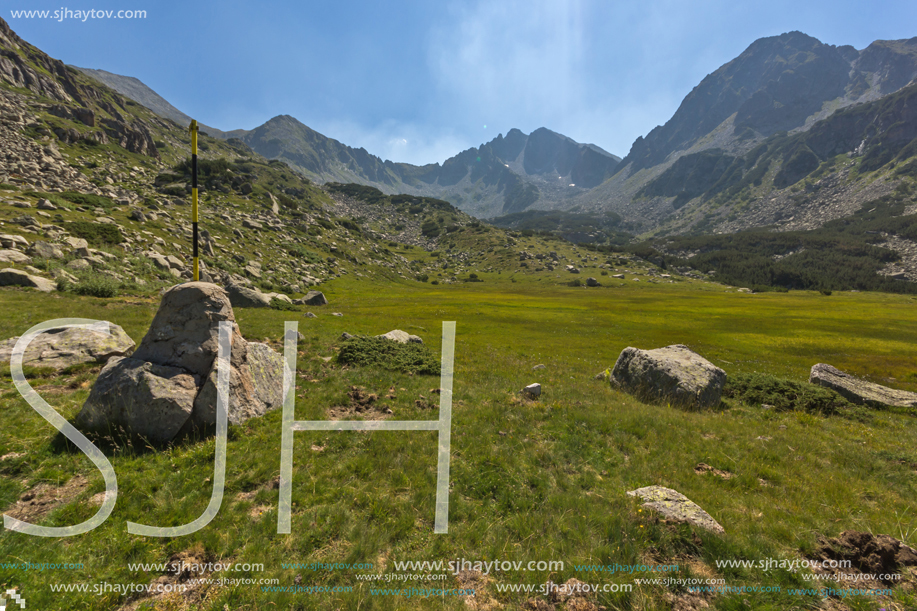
[
  {"left": 627, "top": 485, "right": 725, "bottom": 534},
  {"left": 809, "top": 363, "right": 917, "bottom": 408},
  {"left": 78, "top": 283, "right": 285, "bottom": 442},
  {"left": 0, "top": 323, "right": 135, "bottom": 370},
  {"left": 522, "top": 383, "right": 541, "bottom": 397},
  {"left": 610, "top": 344, "right": 726, "bottom": 409}
]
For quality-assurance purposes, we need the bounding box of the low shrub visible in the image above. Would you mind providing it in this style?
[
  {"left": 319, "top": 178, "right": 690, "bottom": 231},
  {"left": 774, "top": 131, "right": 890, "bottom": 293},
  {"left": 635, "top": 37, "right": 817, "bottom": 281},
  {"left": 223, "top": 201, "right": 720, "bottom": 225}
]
[
  {"left": 58, "top": 271, "right": 120, "bottom": 298},
  {"left": 336, "top": 336, "right": 439, "bottom": 375},
  {"left": 64, "top": 221, "right": 123, "bottom": 246},
  {"left": 722, "top": 372, "right": 851, "bottom": 415},
  {"left": 269, "top": 298, "right": 297, "bottom": 311}
]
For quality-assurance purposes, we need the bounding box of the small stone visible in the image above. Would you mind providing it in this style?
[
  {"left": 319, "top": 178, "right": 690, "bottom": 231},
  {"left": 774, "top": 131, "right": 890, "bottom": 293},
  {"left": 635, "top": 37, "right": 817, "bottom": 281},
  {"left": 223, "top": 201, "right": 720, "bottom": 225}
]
[{"left": 522, "top": 383, "right": 541, "bottom": 398}]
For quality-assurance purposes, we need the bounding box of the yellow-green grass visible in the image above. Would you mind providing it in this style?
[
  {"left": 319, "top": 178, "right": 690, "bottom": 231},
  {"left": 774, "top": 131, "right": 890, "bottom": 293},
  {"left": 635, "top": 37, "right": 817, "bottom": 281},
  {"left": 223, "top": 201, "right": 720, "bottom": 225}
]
[{"left": 0, "top": 278, "right": 915, "bottom": 611}]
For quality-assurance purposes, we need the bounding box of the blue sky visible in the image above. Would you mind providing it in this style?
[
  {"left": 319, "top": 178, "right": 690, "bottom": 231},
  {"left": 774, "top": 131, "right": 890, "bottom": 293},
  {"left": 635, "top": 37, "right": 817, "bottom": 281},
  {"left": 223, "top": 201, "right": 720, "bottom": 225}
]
[{"left": 7, "top": 1, "right": 917, "bottom": 165}]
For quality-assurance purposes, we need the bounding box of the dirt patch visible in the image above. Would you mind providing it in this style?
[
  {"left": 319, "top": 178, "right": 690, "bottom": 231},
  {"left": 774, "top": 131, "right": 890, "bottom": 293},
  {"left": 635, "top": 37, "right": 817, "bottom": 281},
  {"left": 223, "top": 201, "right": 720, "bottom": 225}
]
[
  {"left": 456, "top": 569, "right": 503, "bottom": 610},
  {"left": 116, "top": 547, "right": 224, "bottom": 611},
  {"left": 247, "top": 504, "right": 271, "bottom": 519},
  {"left": 523, "top": 577, "right": 608, "bottom": 610},
  {"left": 415, "top": 393, "right": 437, "bottom": 410},
  {"left": 328, "top": 386, "right": 392, "bottom": 420},
  {"left": 1, "top": 452, "right": 24, "bottom": 461},
  {"left": 806, "top": 530, "right": 917, "bottom": 596},
  {"left": 663, "top": 591, "right": 712, "bottom": 611},
  {"left": 234, "top": 476, "right": 280, "bottom": 503},
  {"left": 4, "top": 474, "right": 91, "bottom": 522},
  {"left": 32, "top": 384, "right": 74, "bottom": 395},
  {"left": 693, "top": 463, "right": 733, "bottom": 479}
]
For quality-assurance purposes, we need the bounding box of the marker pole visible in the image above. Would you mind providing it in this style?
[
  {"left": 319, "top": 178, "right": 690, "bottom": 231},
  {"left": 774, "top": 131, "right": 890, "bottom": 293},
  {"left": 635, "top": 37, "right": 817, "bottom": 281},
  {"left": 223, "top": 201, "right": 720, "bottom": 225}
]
[{"left": 190, "top": 120, "right": 199, "bottom": 281}]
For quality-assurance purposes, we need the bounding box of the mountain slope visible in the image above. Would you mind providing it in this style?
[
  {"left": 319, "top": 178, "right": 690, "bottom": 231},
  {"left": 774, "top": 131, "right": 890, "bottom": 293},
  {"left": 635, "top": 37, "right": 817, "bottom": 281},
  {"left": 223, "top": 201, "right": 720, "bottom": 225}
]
[
  {"left": 62, "top": 65, "right": 622, "bottom": 219},
  {"left": 74, "top": 67, "right": 224, "bottom": 136},
  {"left": 36, "top": 24, "right": 917, "bottom": 243},
  {"left": 212, "top": 117, "right": 620, "bottom": 219},
  {"left": 619, "top": 31, "right": 917, "bottom": 174}
]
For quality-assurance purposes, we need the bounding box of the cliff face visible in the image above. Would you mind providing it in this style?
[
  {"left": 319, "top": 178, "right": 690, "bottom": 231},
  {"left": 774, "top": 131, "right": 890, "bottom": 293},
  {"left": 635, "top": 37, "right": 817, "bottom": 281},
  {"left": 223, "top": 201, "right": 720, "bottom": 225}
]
[
  {"left": 0, "top": 17, "right": 160, "bottom": 157},
  {"left": 618, "top": 32, "right": 917, "bottom": 175}
]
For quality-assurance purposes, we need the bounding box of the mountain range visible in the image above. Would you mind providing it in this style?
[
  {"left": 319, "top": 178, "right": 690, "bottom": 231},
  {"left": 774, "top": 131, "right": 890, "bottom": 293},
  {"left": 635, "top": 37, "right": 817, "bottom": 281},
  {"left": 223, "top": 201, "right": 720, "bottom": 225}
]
[{"left": 18, "top": 22, "right": 917, "bottom": 237}]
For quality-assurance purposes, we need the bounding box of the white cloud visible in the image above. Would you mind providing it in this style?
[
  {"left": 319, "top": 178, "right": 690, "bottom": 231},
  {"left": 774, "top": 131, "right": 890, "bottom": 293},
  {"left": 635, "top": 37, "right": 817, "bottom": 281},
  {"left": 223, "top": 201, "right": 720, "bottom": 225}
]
[
  {"left": 315, "top": 118, "right": 473, "bottom": 166},
  {"left": 428, "top": 0, "right": 588, "bottom": 132}
]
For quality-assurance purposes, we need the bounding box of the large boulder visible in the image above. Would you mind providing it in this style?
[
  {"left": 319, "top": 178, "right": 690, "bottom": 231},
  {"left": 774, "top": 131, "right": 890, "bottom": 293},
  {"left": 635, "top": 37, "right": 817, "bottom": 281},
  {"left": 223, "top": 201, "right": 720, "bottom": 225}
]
[
  {"left": 809, "top": 363, "right": 917, "bottom": 408},
  {"left": 77, "top": 357, "right": 199, "bottom": 443},
  {"left": 77, "top": 283, "right": 286, "bottom": 442},
  {"left": 627, "top": 486, "right": 725, "bottom": 534},
  {"left": 610, "top": 344, "right": 726, "bottom": 409},
  {"left": 225, "top": 283, "right": 272, "bottom": 308},
  {"left": 191, "top": 341, "right": 284, "bottom": 427},
  {"left": 0, "top": 323, "right": 135, "bottom": 370},
  {"left": 26, "top": 241, "right": 64, "bottom": 260}
]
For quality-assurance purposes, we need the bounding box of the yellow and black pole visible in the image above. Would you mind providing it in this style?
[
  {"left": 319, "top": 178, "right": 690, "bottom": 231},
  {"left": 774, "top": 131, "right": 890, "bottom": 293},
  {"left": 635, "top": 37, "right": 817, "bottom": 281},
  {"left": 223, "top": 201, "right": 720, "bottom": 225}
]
[{"left": 189, "top": 119, "right": 199, "bottom": 281}]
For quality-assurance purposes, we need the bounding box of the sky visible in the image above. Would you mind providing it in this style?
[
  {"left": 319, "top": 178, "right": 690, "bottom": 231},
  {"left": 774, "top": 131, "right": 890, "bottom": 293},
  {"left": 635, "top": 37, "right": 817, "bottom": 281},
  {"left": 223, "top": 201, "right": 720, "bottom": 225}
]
[{"left": 7, "top": 1, "right": 917, "bottom": 166}]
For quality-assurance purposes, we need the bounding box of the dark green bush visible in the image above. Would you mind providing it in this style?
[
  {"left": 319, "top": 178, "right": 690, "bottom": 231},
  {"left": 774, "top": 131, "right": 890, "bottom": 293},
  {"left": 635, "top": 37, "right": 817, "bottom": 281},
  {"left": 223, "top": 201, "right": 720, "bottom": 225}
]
[
  {"left": 58, "top": 272, "right": 119, "bottom": 298},
  {"left": 269, "top": 298, "right": 297, "bottom": 311},
  {"left": 336, "top": 336, "right": 439, "bottom": 375},
  {"left": 722, "top": 372, "right": 851, "bottom": 415},
  {"left": 64, "top": 221, "right": 123, "bottom": 246}
]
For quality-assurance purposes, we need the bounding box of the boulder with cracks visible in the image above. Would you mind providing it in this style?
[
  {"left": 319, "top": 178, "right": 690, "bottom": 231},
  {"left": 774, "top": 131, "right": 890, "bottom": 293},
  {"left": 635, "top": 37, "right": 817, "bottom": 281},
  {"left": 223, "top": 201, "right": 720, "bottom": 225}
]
[{"left": 77, "top": 282, "right": 285, "bottom": 442}]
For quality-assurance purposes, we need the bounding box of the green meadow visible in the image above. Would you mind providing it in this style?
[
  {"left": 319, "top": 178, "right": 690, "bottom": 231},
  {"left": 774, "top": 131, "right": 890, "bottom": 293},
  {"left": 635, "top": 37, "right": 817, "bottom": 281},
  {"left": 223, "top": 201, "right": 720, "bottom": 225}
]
[{"left": 1, "top": 277, "right": 916, "bottom": 610}]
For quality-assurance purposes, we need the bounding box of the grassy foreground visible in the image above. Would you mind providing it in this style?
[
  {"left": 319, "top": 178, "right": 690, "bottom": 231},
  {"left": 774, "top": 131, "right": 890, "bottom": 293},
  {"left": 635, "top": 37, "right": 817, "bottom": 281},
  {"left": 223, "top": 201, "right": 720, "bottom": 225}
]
[{"left": 1, "top": 277, "right": 916, "bottom": 611}]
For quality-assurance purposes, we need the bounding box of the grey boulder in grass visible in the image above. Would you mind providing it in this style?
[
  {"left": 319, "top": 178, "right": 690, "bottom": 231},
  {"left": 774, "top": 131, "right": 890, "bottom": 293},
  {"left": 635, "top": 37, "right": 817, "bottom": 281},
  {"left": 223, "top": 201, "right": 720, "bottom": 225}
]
[
  {"left": 627, "top": 485, "right": 725, "bottom": 534},
  {"left": 809, "top": 363, "right": 917, "bottom": 408},
  {"left": 77, "top": 282, "right": 285, "bottom": 442},
  {"left": 0, "top": 323, "right": 135, "bottom": 370},
  {"left": 77, "top": 357, "right": 199, "bottom": 443},
  {"left": 610, "top": 344, "right": 726, "bottom": 409},
  {"left": 225, "top": 282, "right": 272, "bottom": 308},
  {"left": 0, "top": 268, "right": 55, "bottom": 292}
]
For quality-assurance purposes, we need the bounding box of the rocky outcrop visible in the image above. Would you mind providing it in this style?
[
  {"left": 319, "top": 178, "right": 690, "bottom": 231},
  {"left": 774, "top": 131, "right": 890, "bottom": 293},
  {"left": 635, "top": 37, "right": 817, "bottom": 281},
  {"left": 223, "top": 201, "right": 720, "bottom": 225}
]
[
  {"left": 0, "top": 249, "right": 30, "bottom": 263},
  {"left": 610, "top": 344, "right": 726, "bottom": 409},
  {"left": 809, "top": 363, "right": 917, "bottom": 408},
  {"left": 77, "top": 283, "right": 285, "bottom": 442},
  {"left": 0, "top": 17, "right": 159, "bottom": 157},
  {"left": 0, "top": 268, "right": 55, "bottom": 292},
  {"left": 0, "top": 323, "right": 135, "bottom": 370},
  {"left": 627, "top": 485, "right": 725, "bottom": 534}
]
